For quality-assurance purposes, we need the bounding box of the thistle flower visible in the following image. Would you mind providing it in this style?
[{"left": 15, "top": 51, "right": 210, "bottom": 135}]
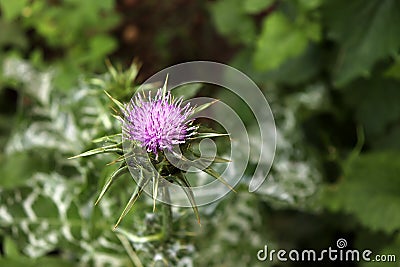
[
  {"left": 123, "top": 89, "right": 196, "bottom": 156},
  {"left": 71, "top": 70, "right": 233, "bottom": 229}
]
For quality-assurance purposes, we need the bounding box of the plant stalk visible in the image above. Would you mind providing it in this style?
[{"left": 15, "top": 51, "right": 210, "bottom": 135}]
[{"left": 161, "top": 183, "right": 172, "bottom": 242}]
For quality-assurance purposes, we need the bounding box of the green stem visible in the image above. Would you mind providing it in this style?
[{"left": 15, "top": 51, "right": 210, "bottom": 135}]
[{"left": 161, "top": 184, "right": 173, "bottom": 242}]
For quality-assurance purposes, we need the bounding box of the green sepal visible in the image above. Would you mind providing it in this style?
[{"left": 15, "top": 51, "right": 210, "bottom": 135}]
[
  {"left": 113, "top": 168, "right": 150, "bottom": 230},
  {"left": 104, "top": 90, "right": 125, "bottom": 112},
  {"left": 95, "top": 164, "right": 129, "bottom": 205},
  {"left": 189, "top": 149, "right": 231, "bottom": 164},
  {"left": 92, "top": 133, "right": 122, "bottom": 144},
  {"left": 191, "top": 99, "right": 219, "bottom": 115},
  {"left": 174, "top": 172, "right": 201, "bottom": 225},
  {"left": 188, "top": 132, "right": 230, "bottom": 140},
  {"left": 152, "top": 172, "right": 160, "bottom": 212},
  {"left": 162, "top": 74, "right": 169, "bottom": 97},
  {"left": 68, "top": 143, "right": 123, "bottom": 159},
  {"left": 201, "top": 166, "right": 236, "bottom": 192}
]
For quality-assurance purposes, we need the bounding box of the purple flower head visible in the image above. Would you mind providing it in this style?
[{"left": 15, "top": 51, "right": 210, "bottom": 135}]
[{"left": 123, "top": 88, "right": 196, "bottom": 154}]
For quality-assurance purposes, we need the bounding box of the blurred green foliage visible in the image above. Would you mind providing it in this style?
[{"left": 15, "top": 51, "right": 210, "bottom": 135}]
[
  {"left": 1, "top": 0, "right": 400, "bottom": 266},
  {"left": 208, "top": 0, "right": 400, "bottom": 265},
  {"left": 0, "top": 0, "right": 119, "bottom": 88}
]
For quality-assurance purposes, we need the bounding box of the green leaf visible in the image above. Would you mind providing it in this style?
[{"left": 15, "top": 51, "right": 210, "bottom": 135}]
[
  {"left": 243, "top": 0, "right": 273, "bottom": 14},
  {"left": 0, "top": 256, "right": 75, "bottom": 267},
  {"left": 297, "top": 0, "right": 323, "bottom": 11},
  {"left": 4, "top": 237, "right": 20, "bottom": 258},
  {"left": 0, "top": 152, "right": 51, "bottom": 189},
  {"left": 323, "top": 0, "right": 400, "bottom": 86},
  {"left": 263, "top": 45, "right": 321, "bottom": 85},
  {"left": 342, "top": 78, "right": 400, "bottom": 141},
  {"left": 0, "top": 173, "right": 95, "bottom": 257},
  {"left": 322, "top": 152, "right": 400, "bottom": 233},
  {"left": 0, "top": 20, "right": 27, "bottom": 49},
  {"left": 209, "top": 0, "right": 256, "bottom": 44},
  {"left": 385, "top": 57, "right": 400, "bottom": 80},
  {"left": 194, "top": 191, "right": 265, "bottom": 267},
  {"left": 254, "top": 12, "right": 310, "bottom": 71},
  {"left": 89, "top": 35, "right": 117, "bottom": 59},
  {"left": 171, "top": 83, "right": 202, "bottom": 100},
  {"left": 0, "top": 0, "right": 28, "bottom": 21},
  {"left": 3, "top": 58, "right": 52, "bottom": 105}
]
